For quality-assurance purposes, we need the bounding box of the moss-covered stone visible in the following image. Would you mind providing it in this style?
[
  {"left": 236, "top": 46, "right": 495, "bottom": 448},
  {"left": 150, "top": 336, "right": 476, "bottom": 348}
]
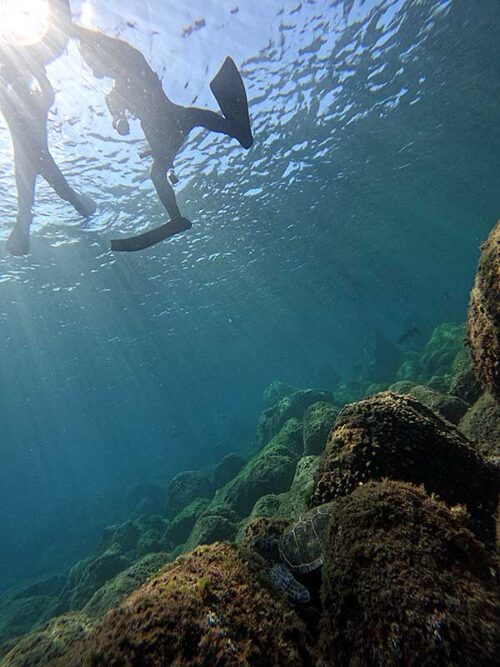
[
  {"left": 419, "top": 323, "right": 467, "bottom": 382},
  {"left": 406, "top": 384, "right": 469, "bottom": 424},
  {"left": 1, "top": 613, "right": 93, "bottom": 667},
  {"left": 468, "top": 220, "right": 500, "bottom": 401},
  {"left": 209, "top": 419, "right": 303, "bottom": 519},
  {"left": 212, "top": 453, "right": 246, "bottom": 488},
  {"left": 164, "top": 497, "right": 211, "bottom": 548},
  {"left": 82, "top": 552, "right": 170, "bottom": 620},
  {"left": 449, "top": 367, "right": 482, "bottom": 405},
  {"left": 459, "top": 393, "right": 500, "bottom": 460},
  {"left": 166, "top": 470, "right": 214, "bottom": 518},
  {"left": 262, "top": 380, "right": 296, "bottom": 408},
  {"left": 311, "top": 392, "right": 499, "bottom": 543},
  {"left": 257, "top": 389, "right": 334, "bottom": 447},
  {"left": 57, "top": 544, "right": 314, "bottom": 666},
  {"left": 388, "top": 379, "right": 417, "bottom": 393},
  {"left": 319, "top": 481, "right": 499, "bottom": 666},
  {"left": 185, "top": 513, "right": 238, "bottom": 550},
  {"left": 303, "top": 402, "right": 340, "bottom": 455}
]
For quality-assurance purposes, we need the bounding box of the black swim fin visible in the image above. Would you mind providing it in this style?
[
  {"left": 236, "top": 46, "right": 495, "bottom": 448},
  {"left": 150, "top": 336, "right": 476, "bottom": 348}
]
[
  {"left": 110, "top": 217, "right": 192, "bottom": 252},
  {"left": 210, "top": 56, "right": 253, "bottom": 149}
]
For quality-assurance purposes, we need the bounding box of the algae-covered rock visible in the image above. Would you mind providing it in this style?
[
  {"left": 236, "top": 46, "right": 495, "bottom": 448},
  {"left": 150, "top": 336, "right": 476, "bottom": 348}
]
[
  {"left": 320, "top": 481, "right": 499, "bottom": 666},
  {"left": 1, "top": 613, "right": 93, "bottom": 667},
  {"left": 406, "top": 384, "right": 469, "bottom": 424},
  {"left": 164, "top": 497, "right": 211, "bottom": 548},
  {"left": 262, "top": 380, "right": 296, "bottom": 408},
  {"left": 246, "top": 456, "right": 320, "bottom": 523},
  {"left": 210, "top": 418, "right": 303, "bottom": 519},
  {"left": 459, "top": 393, "right": 500, "bottom": 460},
  {"left": 311, "top": 392, "right": 499, "bottom": 543},
  {"left": 419, "top": 323, "right": 467, "bottom": 382},
  {"left": 212, "top": 453, "right": 246, "bottom": 488},
  {"left": 82, "top": 552, "right": 170, "bottom": 620},
  {"left": 468, "top": 220, "right": 500, "bottom": 401},
  {"left": 185, "top": 512, "right": 238, "bottom": 550},
  {"left": 303, "top": 402, "right": 340, "bottom": 455},
  {"left": 257, "top": 389, "right": 334, "bottom": 447},
  {"left": 57, "top": 544, "right": 313, "bottom": 667},
  {"left": 60, "top": 550, "right": 131, "bottom": 612},
  {"left": 449, "top": 367, "right": 482, "bottom": 405},
  {"left": 388, "top": 380, "right": 417, "bottom": 393},
  {"left": 166, "top": 470, "right": 214, "bottom": 517}
]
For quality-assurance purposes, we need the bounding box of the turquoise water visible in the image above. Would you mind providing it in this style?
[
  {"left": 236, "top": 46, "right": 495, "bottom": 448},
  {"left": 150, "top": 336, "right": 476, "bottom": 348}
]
[{"left": 0, "top": 0, "right": 498, "bottom": 606}]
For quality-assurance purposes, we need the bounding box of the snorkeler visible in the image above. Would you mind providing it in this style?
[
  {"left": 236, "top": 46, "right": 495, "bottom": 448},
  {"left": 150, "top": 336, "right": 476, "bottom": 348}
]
[
  {"left": 72, "top": 26, "right": 253, "bottom": 252},
  {"left": 0, "top": 2, "right": 96, "bottom": 256}
]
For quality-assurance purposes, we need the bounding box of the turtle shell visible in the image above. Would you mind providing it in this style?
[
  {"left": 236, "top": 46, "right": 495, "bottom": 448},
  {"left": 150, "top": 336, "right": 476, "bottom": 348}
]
[{"left": 278, "top": 502, "right": 335, "bottom": 574}]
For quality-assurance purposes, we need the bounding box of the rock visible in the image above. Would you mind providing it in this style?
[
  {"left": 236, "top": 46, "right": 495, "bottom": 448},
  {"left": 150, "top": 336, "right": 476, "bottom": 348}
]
[
  {"left": 166, "top": 470, "right": 214, "bottom": 518},
  {"left": 97, "top": 514, "right": 169, "bottom": 560},
  {"left": 419, "top": 323, "right": 467, "bottom": 382},
  {"left": 320, "top": 481, "right": 499, "bottom": 666},
  {"left": 449, "top": 367, "right": 482, "bottom": 405},
  {"left": 1, "top": 613, "right": 93, "bottom": 667},
  {"left": 82, "top": 552, "right": 170, "bottom": 620},
  {"left": 164, "top": 497, "right": 211, "bottom": 548},
  {"left": 303, "top": 402, "right": 340, "bottom": 455},
  {"left": 262, "top": 380, "right": 296, "bottom": 408},
  {"left": 245, "top": 456, "right": 320, "bottom": 523},
  {"left": 332, "top": 380, "right": 366, "bottom": 406},
  {"left": 185, "top": 512, "right": 238, "bottom": 550},
  {"left": 359, "top": 330, "right": 401, "bottom": 384},
  {"left": 123, "top": 481, "right": 165, "bottom": 518},
  {"left": 212, "top": 453, "right": 246, "bottom": 488},
  {"left": 406, "top": 385, "right": 469, "bottom": 424},
  {"left": 311, "top": 392, "right": 499, "bottom": 544},
  {"left": 209, "top": 418, "right": 303, "bottom": 519},
  {"left": 388, "top": 380, "right": 417, "bottom": 393},
  {"left": 57, "top": 544, "right": 313, "bottom": 667},
  {"left": 59, "top": 550, "right": 131, "bottom": 612},
  {"left": 468, "top": 220, "right": 500, "bottom": 401},
  {"left": 257, "top": 389, "right": 335, "bottom": 447},
  {"left": 460, "top": 393, "right": 500, "bottom": 460},
  {"left": 0, "top": 595, "right": 57, "bottom": 648}
]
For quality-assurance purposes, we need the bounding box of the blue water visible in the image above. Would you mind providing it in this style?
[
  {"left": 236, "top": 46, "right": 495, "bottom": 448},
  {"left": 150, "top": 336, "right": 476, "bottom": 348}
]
[{"left": 0, "top": 0, "right": 499, "bottom": 594}]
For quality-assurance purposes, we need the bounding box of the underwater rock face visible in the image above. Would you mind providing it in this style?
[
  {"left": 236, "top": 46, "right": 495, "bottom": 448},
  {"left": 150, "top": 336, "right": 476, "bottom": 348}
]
[
  {"left": 449, "top": 366, "right": 482, "bottom": 405},
  {"left": 82, "top": 552, "right": 170, "bottom": 620},
  {"left": 419, "top": 323, "right": 467, "bottom": 384},
  {"left": 262, "top": 380, "right": 296, "bottom": 408},
  {"left": 56, "top": 544, "right": 313, "bottom": 667},
  {"left": 468, "top": 220, "right": 500, "bottom": 401},
  {"left": 459, "top": 392, "right": 500, "bottom": 461},
  {"left": 319, "top": 481, "right": 499, "bottom": 667},
  {"left": 166, "top": 470, "right": 214, "bottom": 518},
  {"left": 209, "top": 418, "right": 303, "bottom": 519},
  {"left": 212, "top": 453, "right": 246, "bottom": 488},
  {"left": 164, "top": 497, "right": 211, "bottom": 548},
  {"left": 302, "top": 402, "right": 340, "bottom": 455},
  {"left": 1, "top": 613, "right": 93, "bottom": 667},
  {"left": 311, "top": 392, "right": 499, "bottom": 543},
  {"left": 185, "top": 511, "right": 239, "bottom": 550},
  {"left": 257, "top": 389, "right": 335, "bottom": 448},
  {"left": 405, "top": 384, "right": 469, "bottom": 424}
]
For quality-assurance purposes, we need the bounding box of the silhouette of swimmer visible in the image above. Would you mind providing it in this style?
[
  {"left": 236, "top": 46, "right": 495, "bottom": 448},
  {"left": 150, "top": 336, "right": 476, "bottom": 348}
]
[
  {"left": 73, "top": 26, "right": 253, "bottom": 252},
  {"left": 0, "top": 2, "right": 96, "bottom": 255}
]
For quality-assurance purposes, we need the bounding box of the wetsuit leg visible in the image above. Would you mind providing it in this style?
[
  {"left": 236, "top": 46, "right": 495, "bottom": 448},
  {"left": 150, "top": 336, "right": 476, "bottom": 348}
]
[
  {"left": 40, "top": 153, "right": 96, "bottom": 216},
  {"left": 6, "top": 153, "right": 36, "bottom": 255},
  {"left": 184, "top": 107, "right": 233, "bottom": 137},
  {"left": 150, "top": 159, "right": 181, "bottom": 219}
]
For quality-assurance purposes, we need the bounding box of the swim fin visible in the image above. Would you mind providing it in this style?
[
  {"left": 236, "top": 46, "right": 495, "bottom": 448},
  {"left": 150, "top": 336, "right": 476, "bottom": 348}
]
[
  {"left": 110, "top": 217, "right": 192, "bottom": 252},
  {"left": 210, "top": 56, "right": 253, "bottom": 149}
]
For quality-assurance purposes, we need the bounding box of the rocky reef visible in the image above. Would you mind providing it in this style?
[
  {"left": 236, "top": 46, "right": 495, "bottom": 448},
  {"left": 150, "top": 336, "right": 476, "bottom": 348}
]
[
  {"left": 468, "top": 219, "right": 500, "bottom": 400},
  {"left": 1, "top": 295, "right": 499, "bottom": 666}
]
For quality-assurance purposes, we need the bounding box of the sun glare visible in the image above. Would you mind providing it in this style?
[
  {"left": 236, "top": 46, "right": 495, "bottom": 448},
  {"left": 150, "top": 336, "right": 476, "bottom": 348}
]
[{"left": 0, "top": 0, "right": 50, "bottom": 46}]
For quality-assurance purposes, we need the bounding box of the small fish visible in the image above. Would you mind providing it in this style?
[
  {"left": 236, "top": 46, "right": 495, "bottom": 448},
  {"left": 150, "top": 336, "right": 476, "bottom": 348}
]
[{"left": 397, "top": 325, "right": 421, "bottom": 345}]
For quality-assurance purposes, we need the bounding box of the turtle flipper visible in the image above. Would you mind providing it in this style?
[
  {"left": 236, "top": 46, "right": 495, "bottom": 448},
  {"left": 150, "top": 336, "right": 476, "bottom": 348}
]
[
  {"left": 210, "top": 56, "right": 253, "bottom": 149},
  {"left": 269, "top": 564, "right": 310, "bottom": 604}
]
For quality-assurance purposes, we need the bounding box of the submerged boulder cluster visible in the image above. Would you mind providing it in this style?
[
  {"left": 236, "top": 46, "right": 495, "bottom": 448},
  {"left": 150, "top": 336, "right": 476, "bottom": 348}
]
[{"left": 1, "top": 225, "right": 499, "bottom": 666}]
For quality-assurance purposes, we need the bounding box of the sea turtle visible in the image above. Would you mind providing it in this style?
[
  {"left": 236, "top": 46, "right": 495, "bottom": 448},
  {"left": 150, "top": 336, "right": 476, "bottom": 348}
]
[{"left": 251, "top": 502, "right": 335, "bottom": 604}]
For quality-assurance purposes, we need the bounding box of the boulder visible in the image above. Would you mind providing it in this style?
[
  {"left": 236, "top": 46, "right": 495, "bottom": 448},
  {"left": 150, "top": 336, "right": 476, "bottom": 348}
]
[
  {"left": 311, "top": 392, "right": 499, "bottom": 543},
  {"left": 212, "top": 453, "right": 246, "bottom": 488},
  {"left": 320, "top": 481, "right": 499, "bottom": 666},
  {"left": 303, "top": 402, "right": 340, "bottom": 455},
  {"left": 56, "top": 544, "right": 313, "bottom": 667},
  {"left": 459, "top": 393, "right": 500, "bottom": 460},
  {"left": 164, "top": 497, "right": 211, "bottom": 548},
  {"left": 166, "top": 470, "right": 214, "bottom": 518},
  {"left": 468, "top": 220, "right": 500, "bottom": 400}
]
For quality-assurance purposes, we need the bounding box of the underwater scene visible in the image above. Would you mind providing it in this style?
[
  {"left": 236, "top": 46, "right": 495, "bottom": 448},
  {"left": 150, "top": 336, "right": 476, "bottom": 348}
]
[{"left": 0, "top": 0, "right": 499, "bottom": 664}]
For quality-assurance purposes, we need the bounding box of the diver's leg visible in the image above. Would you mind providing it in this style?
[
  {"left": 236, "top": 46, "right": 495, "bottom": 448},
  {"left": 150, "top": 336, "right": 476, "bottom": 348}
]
[
  {"left": 150, "top": 160, "right": 182, "bottom": 219},
  {"left": 40, "top": 154, "right": 96, "bottom": 217},
  {"left": 110, "top": 160, "right": 191, "bottom": 252},
  {"left": 6, "top": 155, "right": 36, "bottom": 255}
]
